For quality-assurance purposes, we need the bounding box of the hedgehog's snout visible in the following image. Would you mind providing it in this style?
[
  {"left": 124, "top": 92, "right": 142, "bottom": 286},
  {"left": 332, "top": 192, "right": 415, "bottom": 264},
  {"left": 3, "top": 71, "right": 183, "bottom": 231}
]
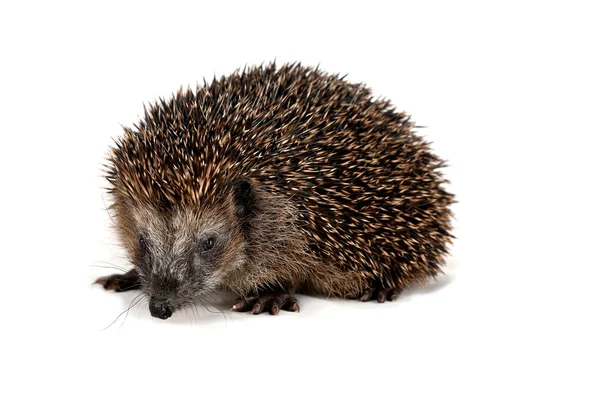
[{"left": 149, "top": 297, "right": 173, "bottom": 320}]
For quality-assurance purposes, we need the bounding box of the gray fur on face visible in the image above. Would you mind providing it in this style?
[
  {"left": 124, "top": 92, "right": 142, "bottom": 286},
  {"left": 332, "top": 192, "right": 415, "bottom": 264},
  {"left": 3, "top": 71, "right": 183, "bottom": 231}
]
[{"left": 132, "top": 205, "right": 244, "bottom": 311}]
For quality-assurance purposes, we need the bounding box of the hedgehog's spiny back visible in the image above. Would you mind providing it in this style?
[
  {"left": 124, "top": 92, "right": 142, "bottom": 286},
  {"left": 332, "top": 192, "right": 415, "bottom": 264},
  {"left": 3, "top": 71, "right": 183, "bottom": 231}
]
[
  {"left": 108, "top": 63, "right": 399, "bottom": 204},
  {"left": 107, "top": 62, "right": 454, "bottom": 292}
]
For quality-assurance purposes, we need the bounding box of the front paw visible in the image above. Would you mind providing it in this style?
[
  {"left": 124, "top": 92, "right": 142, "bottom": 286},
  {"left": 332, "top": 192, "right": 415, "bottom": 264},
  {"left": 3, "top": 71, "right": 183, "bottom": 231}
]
[
  {"left": 94, "top": 270, "right": 141, "bottom": 292},
  {"left": 231, "top": 293, "right": 300, "bottom": 315}
]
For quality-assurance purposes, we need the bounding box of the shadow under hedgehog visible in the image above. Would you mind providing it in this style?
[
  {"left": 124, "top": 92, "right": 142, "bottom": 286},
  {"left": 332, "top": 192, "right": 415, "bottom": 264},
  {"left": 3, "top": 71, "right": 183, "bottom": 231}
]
[{"left": 95, "top": 62, "right": 454, "bottom": 320}]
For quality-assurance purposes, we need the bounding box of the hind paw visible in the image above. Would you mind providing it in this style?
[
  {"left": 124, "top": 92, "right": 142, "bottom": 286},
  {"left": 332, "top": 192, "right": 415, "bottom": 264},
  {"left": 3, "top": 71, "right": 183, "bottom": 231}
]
[
  {"left": 231, "top": 293, "right": 300, "bottom": 315},
  {"left": 359, "top": 287, "right": 402, "bottom": 303}
]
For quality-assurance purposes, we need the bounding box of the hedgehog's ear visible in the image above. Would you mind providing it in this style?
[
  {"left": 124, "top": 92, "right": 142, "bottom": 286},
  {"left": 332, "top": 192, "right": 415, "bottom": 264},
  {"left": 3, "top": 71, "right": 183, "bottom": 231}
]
[{"left": 232, "top": 180, "right": 255, "bottom": 219}]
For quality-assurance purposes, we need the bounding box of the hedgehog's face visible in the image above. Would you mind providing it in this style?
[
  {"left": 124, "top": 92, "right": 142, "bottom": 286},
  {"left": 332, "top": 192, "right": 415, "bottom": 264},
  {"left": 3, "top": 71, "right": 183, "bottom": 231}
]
[{"left": 131, "top": 199, "right": 247, "bottom": 320}]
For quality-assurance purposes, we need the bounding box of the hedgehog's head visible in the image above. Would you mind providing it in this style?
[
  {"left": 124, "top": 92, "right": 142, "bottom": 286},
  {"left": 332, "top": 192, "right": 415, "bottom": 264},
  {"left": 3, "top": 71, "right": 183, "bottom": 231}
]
[{"left": 121, "top": 180, "right": 254, "bottom": 320}]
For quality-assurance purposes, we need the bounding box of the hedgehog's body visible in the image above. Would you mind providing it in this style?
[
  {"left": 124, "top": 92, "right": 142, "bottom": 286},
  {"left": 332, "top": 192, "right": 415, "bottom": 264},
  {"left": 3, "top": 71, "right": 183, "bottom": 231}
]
[{"left": 97, "top": 63, "right": 454, "bottom": 319}]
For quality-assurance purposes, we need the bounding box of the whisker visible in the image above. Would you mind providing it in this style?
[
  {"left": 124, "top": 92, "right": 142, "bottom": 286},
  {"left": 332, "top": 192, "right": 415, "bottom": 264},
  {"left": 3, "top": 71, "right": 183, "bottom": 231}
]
[
  {"left": 192, "top": 305, "right": 201, "bottom": 323},
  {"left": 198, "top": 298, "right": 214, "bottom": 314},
  {"left": 100, "top": 242, "right": 123, "bottom": 247},
  {"left": 201, "top": 297, "right": 228, "bottom": 323},
  {"left": 205, "top": 292, "right": 228, "bottom": 309},
  {"left": 199, "top": 298, "right": 222, "bottom": 314},
  {"left": 89, "top": 264, "right": 128, "bottom": 273},
  {"left": 117, "top": 294, "right": 145, "bottom": 330},
  {"left": 101, "top": 194, "right": 117, "bottom": 227},
  {"left": 95, "top": 260, "right": 129, "bottom": 269},
  {"left": 100, "top": 293, "right": 144, "bottom": 332},
  {"left": 136, "top": 298, "right": 149, "bottom": 317},
  {"left": 184, "top": 306, "right": 198, "bottom": 325}
]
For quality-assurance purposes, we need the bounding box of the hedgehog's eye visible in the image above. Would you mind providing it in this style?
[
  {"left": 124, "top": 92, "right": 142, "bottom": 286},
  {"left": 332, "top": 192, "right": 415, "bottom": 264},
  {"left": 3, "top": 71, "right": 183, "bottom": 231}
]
[{"left": 202, "top": 237, "right": 215, "bottom": 252}]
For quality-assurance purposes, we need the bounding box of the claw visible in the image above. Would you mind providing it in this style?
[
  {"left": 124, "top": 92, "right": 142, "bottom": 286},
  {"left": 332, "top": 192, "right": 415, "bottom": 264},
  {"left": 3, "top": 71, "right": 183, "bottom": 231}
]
[
  {"left": 388, "top": 288, "right": 401, "bottom": 302},
  {"left": 282, "top": 296, "right": 300, "bottom": 312},
  {"left": 359, "top": 287, "right": 403, "bottom": 303},
  {"left": 251, "top": 303, "right": 262, "bottom": 314},
  {"left": 231, "top": 293, "right": 300, "bottom": 315},
  {"left": 231, "top": 298, "right": 253, "bottom": 312},
  {"left": 359, "top": 289, "right": 373, "bottom": 302}
]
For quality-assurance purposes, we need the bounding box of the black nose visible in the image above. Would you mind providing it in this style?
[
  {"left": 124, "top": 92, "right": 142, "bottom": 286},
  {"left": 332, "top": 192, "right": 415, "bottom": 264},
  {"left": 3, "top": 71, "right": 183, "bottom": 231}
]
[{"left": 149, "top": 297, "right": 173, "bottom": 320}]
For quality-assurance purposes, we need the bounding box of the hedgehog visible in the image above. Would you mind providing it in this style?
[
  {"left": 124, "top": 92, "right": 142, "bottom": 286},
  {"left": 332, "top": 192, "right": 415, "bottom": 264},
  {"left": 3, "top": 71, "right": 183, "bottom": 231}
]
[{"left": 95, "top": 62, "right": 454, "bottom": 320}]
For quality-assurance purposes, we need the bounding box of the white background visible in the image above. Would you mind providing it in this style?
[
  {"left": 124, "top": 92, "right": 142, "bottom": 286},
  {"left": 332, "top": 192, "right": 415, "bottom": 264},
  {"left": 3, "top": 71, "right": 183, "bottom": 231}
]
[{"left": 1, "top": 1, "right": 598, "bottom": 399}]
